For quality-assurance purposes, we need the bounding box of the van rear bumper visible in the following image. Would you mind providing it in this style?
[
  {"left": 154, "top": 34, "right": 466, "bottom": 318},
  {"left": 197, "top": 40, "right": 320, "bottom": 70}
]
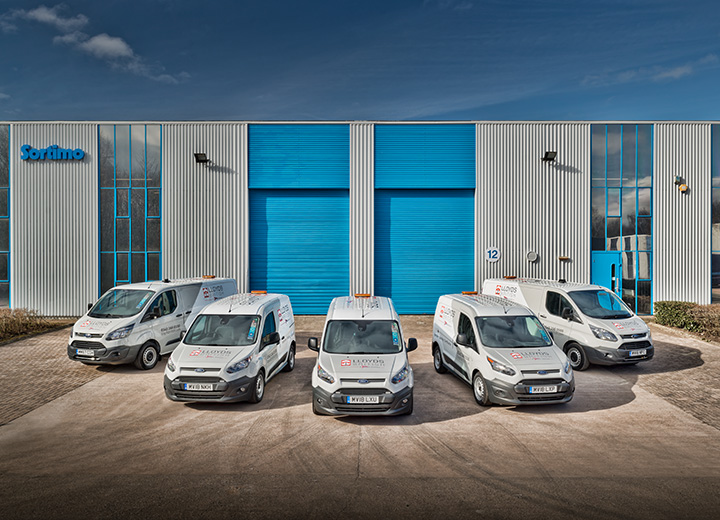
[
  {"left": 487, "top": 377, "right": 574, "bottom": 405},
  {"left": 67, "top": 342, "right": 140, "bottom": 365},
  {"left": 586, "top": 343, "right": 654, "bottom": 365},
  {"left": 312, "top": 385, "right": 413, "bottom": 416}
]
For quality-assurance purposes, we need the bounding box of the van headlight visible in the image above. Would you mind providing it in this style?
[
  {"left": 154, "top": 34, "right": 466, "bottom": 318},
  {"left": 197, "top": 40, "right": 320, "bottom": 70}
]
[
  {"left": 106, "top": 324, "right": 134, "bottom": 341},
  {"left": 487, "top": 357, "right": 516, "bottom": 376},
  {"left": 391, "top": 363, "right": 409, "bottom": 384},
  {"left": 589, "top": 324, "right": 617, "bottom": 341},
  {"left": 317, "top": 364, "right": 335, "bottom": 384},
  {"left": 226, "top": 355, "right": 252, "bottom": 374},
  {"left": 563, "top": 359, "right": 572, "bottom": 375},
  {"left": 167, "top": 355, "right": 177, "bottom": 372}
]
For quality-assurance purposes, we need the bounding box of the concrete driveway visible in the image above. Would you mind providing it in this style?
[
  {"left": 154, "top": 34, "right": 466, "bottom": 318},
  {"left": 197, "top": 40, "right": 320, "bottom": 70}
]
[{"left": 0, "top": 317, "right": 719, "bottom": 519}]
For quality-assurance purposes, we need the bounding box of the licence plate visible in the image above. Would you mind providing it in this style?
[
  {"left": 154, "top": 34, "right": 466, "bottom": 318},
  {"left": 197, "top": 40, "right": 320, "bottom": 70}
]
[
  {"left": 346, "top": 395, "right": 379, "bottom": 404},
  {"left": 629, "top": 349, "right": 647, "bottom": 357},
  {"left": 529, "top": 385, "right": 557, "bottom": 394},
  {"left": 183, "top": 383, "right": 213, "bottom": 391},
  {"left": 76, "top": 348, "right": 94, "bottom": 356}
]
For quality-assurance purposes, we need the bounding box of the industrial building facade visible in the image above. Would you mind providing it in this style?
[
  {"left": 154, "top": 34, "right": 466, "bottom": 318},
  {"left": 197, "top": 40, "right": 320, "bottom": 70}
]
[{"left": 0, "top": 121, "right": 717, "bottom": 316}]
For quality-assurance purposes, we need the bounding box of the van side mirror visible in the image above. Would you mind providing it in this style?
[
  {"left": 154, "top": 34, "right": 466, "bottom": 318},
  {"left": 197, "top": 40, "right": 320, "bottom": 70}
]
[
  {"left": 180, "top": 330, "right": 186, "bottom": 340},
  {"left": 456, "top": 333, "right": 469, "bottom": 347},
  {"left": 308, "top": 337, "right": 319, "bottom": 352},
  {"left": 561, "top": 308, "right": 574, "bottom": 321},
  {"left": 87, "top": 303, "right": 93, "bottom": 310},
  {"left": 262, "top": 331, "right": 280, "bottom": 347},
  {"left": 407, "top": 338, "right": 418, "bottom": 352}
]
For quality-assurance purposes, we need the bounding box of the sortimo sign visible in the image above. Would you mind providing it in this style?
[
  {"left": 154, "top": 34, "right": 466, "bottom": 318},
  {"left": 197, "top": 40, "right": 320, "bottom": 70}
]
[{"left": 20, "top": 144, "right": 85, "bottom": 161}]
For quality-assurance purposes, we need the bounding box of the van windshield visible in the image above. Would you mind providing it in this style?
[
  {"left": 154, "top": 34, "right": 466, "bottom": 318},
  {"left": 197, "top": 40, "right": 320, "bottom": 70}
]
[
  {"left": 185, "top": 314, "right": 261, "bottom": 347},
  {"left": 568, "top": 290, "right": 632, "bottom": 319},
  {"left": 88, "top": 289, "right": 154, "bottom": 318},
  {"left": 323, "top": 320, "right": 403, "bottom": 354},
  {"left": 475, "top": 316, "right": 553, "bottom": 348}
]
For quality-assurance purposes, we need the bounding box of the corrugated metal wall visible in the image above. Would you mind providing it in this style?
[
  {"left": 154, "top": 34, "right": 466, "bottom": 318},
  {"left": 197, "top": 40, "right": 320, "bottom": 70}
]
[
  {"left": 350, "top": 123, "right": 374, "bottom": 295},
  {"left": 162, "top": 123, "right": 248, "bottom": 291},
  {"left": 654, "top": 123, "right": 711, "bottom": 304},
  {"left": 476, "top": 123, "right": 591, "bottom": 286},
  {"left": 11, "top": 123, "right": 98, "bottom": 316}
]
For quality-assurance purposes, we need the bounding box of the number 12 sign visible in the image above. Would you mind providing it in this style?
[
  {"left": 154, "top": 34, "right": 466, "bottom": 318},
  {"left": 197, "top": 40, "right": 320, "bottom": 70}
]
[{"left": 485, "top": 247, "right": 501, "bottom": 263}]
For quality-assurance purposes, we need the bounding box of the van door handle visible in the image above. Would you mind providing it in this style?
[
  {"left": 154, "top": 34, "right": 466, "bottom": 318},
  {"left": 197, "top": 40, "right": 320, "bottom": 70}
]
[
  {"left": 185, "top": 311, "right": 191, "bottom": 314},
  {"left": 281, "top": 336, "right": 285, "bottom": 340},
  {"left": 176, "top": 314, "right": 182, "bottom": 317},
  {"left": 540, "top": 314, "right": 547, "bottom": 318}
]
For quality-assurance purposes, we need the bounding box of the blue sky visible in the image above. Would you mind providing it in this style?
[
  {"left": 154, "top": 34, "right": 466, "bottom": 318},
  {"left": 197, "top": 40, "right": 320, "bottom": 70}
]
[{"left": 1, "top": 0, "right": 719, "bottom": 121}]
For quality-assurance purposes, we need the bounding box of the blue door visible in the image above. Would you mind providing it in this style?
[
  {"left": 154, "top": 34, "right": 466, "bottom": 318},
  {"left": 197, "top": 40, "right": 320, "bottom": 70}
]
[{"left": 591, "top": 252, "right": 622, "bottom": 295}]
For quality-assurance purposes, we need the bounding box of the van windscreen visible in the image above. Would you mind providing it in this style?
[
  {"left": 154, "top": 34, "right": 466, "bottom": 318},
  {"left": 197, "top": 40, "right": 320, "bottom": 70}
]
[
  {"left": 475, "top": 316, "right": 553, "bottom": 348},
  {"left": 185, "top": 314, "right": 261, "bottom": 347},
  {"left": 88, "top": 289, "right": 154, "bottom": 318},
  {"left": 568, "top": 290, "right": 632, "bottom": 319},
  {"left": 323, "top": 320, "right": 403, "bottom": 354}
]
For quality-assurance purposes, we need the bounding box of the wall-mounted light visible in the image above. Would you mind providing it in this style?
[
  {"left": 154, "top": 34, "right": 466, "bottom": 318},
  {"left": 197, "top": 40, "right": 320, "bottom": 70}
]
[
  {"left": 194, "top": 152, "right": 209, "bottom": 164},
  {"left": 542, "top": 151, "right": 557, "bottom": 162},
  {"left": 679, "top": 184, "right": 689, "bottom": 193},
  {"left": 558, "top": 256, "right": 571, "bottom": 262}
]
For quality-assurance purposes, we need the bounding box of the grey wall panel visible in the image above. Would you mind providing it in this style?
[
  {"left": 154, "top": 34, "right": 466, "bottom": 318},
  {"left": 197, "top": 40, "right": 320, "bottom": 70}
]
[
  {"left": 10, "top": 123, "right": 98, "bottom": 316},
  {"left": 476, "top": 123, "right": 591, "bottom": 287},
  {"left": 162, "top": 124, "right": 248, "bottom": 291},
  {"left": 349, "top": 123, "right": 374, "bottom": 295},
  {"left": 654, "top": 124, "right": 711, "bottom": 304}
]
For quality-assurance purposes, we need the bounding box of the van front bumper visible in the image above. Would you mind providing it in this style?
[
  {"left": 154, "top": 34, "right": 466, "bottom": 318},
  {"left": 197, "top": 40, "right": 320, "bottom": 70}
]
[
  {"left": 164, "top": 375, "right": 255, "bottom": 403},
  {"left": 487, "top": 377, "right": 574, "bottom": 406},
  {"left": 67, "top": 341, "right": 140, "bottom": 365},
  {"left": 312, "top": 385, "right": 413, "bottom": 416},
  {"left": 587, "top": 342, "right": 654, "bottom": 366}
]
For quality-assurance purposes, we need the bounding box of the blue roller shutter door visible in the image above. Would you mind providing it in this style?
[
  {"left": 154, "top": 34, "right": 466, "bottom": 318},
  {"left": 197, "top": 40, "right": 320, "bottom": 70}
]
[
  {"left": 249, "top": 125, "right": 349, "bottom": 314},
  {"left": 375, "top": 125, "right": 475, "bottom": 313}
]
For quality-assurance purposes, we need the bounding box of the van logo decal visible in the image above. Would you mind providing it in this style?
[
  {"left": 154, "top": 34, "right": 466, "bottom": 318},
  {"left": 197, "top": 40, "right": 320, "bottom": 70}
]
[
  {"left": 190, "top": 349, "right": 202, "bottom": 357},
  {"left": 511, "top": 352, "right": 523, "bottom": 359},
  {"left": 358, "top": 379, "right": 369, "bottom": 384},
  {"left": 341, "top": 359, "right": 351, "bottom": 366}
]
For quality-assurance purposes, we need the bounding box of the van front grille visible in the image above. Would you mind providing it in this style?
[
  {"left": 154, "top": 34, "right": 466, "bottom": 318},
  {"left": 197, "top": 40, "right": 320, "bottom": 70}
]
[
  {"left": 619, "top": 341, "right": 652, "bottom": 350},
  {"left": 71, "top": 340, "right": 104, "bottom": 349}
]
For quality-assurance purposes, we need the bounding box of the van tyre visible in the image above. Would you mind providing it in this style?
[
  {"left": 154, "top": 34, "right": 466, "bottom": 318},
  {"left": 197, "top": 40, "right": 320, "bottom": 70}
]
[
  {"left": 134, "top": 343, "right": 159, "bottom": 370},
  {"left": 250, "top": 371, "right": 265, "bottom": 403},
  {"left": 472, "top": 372, "right": 491, "bottom": 406},
  {"left": 566, "top": 343, "right": 590, "bottom": 371},
  {"left": 283, "top": 344, "right": 296, "bottom": 372},
  {"left": 433, "top": 346, "right": 448, "bottom": 374}
]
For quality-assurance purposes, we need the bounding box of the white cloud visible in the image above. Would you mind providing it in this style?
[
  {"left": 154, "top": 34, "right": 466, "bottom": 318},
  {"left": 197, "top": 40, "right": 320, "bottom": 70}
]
[
  {"left": 653, "top": 65, "right": 693, "bottom": 81},
  {"left": 582, "top": 54, "right": 720, "bottom": 87},
  {"left": 0, "top": 92, "right": 10, "bottom": 100},
  {"left": 1, "top": 4, "right": 87, "bottom": 33},
  {"left": 78, "top": 33, "right": 134, "bottom": 60}
]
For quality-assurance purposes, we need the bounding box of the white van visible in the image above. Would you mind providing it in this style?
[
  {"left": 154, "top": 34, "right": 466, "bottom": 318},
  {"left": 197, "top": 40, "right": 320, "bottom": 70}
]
[
  {"left": 68, "top": 277, "right": 237, "bottom": 370},
  {"left": 433, "top": 293, "right": 574, "bottom": 406},
  {"left": 482, "top": 278, "right": 653, "bottom": 370},
  {"left": 164, "top": 292, "right": 295, "bottom": 403},
  {"left": 308, "top": 295, "right": 417, "bottom": 416}
]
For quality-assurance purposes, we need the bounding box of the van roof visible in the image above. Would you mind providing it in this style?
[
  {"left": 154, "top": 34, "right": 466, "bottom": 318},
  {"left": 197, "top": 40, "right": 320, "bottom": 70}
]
[
  {"left": 110, "top": 277, "right": 235, "bottom": 293},
  {"left": 443, "top": 293, "right": 533, "bottom": 316},
  {"left": 485, "top": 278, "right": 601, "bottom": 292},
  {"left": 200, "top": 293, "right": 283, "bottom": 315},
  {"left": 326, "top": 295, "right": 397, "bottom": 321}
]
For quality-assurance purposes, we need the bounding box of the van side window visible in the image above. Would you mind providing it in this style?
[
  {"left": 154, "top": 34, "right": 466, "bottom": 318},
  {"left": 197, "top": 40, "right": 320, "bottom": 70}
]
[
  {"left": 458, "top": 313, "right": 476, "bottom": 348},
  {"left": 146, "top": 291, "right": 177, "bottom": 318},
  {"left": 546, "top": 291, "right": 573, "bottom": 318},
  {"left": 262, "top": 312, "right": 276, "bottom": 340}
]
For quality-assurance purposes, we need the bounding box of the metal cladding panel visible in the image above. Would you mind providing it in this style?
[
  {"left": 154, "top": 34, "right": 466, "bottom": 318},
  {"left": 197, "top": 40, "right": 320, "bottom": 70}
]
[
  {"left": 375, "top": 189, "right": 475, "bottom": 313},
  {"left": 476, "top": 123, "right": 591, "bottom": 286},
  {"left": 162, "top": 123, "right": 248, "bottom": 291},
  {"left": 654, "top": 123, "right": 711, "bottom": 304},
  {"left": 248, "top": 125, "right": 349, "bottom": 189},
  {"left": 375, "top": 124, "right": 476, "bottom": 188},
  {"left": 350, "top": 123, "right": 374, "bottom": 295},
  {"left": 249, "top": 190, "right": 349, "bottom": 314},
  {"left": 10, "top": 123, "right": 98, "bottom": 316}
]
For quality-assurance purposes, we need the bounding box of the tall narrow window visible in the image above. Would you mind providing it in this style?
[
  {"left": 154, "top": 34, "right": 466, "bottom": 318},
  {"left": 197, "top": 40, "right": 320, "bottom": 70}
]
[
  {"left": 0, "top": 125, "right": 8, "bottom": 307},
  {"left": 590, "top": 124, "right": 653, "bottom": 314},
  {"left": 99, "top": 125, "right": 162, "bottom": 294}
]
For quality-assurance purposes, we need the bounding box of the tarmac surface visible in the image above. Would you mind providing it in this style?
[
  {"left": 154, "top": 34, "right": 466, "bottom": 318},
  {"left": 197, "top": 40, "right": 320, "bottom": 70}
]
[{"left": 0, "top": 316, "right": 719, "bottom": 520}]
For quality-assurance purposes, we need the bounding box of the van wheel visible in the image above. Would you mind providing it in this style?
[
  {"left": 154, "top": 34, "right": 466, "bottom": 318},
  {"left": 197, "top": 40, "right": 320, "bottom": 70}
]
[
  {"left": 250, "top": 371, "right": 265, "bottom": 403},
  {"left": 566, "top": 343, "right": 590, "bottom": 371},
  {"left": 472, "top": 372, "right": 491, "bottom": 406},
  {"left": 134, "top": 343, "right": 159, "bottom": 370},
  {"left": 283, "top": 345, "right": 296, "bottom": 372},
  {"left": 433, "top": 347, "right": 447, "bottom": 374}
]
